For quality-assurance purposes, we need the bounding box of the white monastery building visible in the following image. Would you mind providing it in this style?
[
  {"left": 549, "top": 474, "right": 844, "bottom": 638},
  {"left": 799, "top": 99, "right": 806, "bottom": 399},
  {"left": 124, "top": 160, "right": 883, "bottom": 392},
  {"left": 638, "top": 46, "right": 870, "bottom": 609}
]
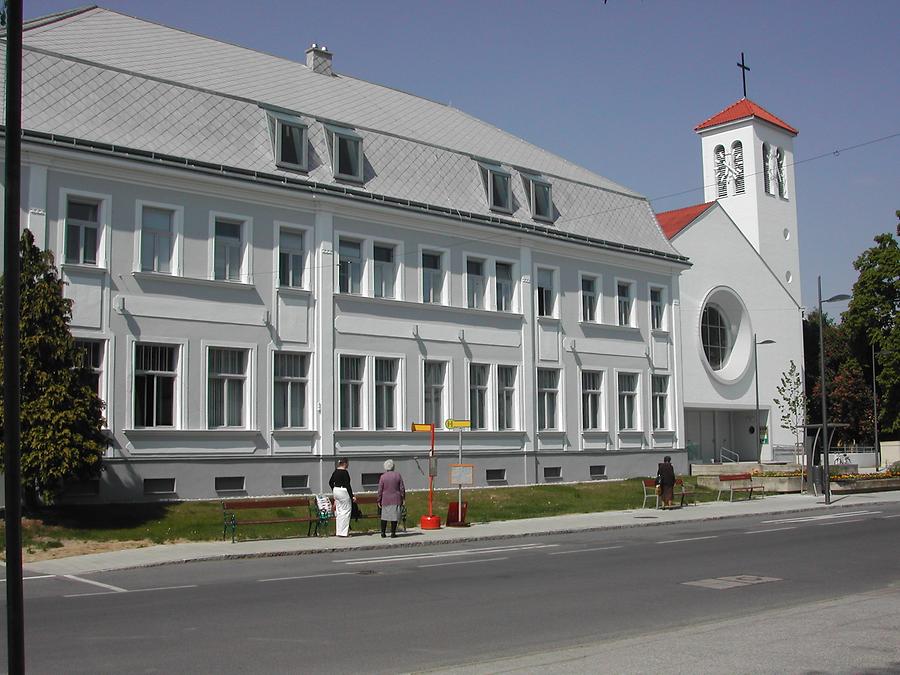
[{"left": 5, "top": 8, "right": 803, "bottom": 501}]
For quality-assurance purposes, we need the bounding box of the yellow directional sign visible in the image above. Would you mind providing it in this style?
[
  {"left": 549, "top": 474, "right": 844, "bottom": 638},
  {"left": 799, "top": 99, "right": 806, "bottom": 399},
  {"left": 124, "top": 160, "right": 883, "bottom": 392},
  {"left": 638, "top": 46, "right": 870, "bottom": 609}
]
[
  {"left": 411, "top": 423, "right": 434, "bottom": 432},
  {"left": 444, "top": 419, "right": 471, "bottom": 429}
]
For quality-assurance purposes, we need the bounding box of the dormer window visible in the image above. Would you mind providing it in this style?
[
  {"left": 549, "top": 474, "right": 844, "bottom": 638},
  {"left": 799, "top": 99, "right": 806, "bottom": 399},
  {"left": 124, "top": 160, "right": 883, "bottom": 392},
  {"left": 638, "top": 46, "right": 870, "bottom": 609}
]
[
  {"left": 326, "top": 124, "right": 364, "bottom": 182},
  {"left": 266, "top": 111, "right": 308, "bottom": 172},
  {"left": 479, "top": 162, "right": 512, "bottom": 213},
  {"left": 523, "top": 174, "right": 553, "bottom": 221}
]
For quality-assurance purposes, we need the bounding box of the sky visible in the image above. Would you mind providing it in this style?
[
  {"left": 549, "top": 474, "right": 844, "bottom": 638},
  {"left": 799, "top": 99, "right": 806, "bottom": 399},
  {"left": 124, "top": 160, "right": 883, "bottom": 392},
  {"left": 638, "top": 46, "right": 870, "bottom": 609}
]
[{"left": 26, "top": 0, "right": 900, "bottom": 314}]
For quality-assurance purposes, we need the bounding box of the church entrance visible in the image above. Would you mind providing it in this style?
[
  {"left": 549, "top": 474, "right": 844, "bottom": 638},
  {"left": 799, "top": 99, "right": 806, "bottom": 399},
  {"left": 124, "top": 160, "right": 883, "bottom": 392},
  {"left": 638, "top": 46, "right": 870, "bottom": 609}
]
[{"left": 685, "top": 408, "right": 766, "bottom": 463}]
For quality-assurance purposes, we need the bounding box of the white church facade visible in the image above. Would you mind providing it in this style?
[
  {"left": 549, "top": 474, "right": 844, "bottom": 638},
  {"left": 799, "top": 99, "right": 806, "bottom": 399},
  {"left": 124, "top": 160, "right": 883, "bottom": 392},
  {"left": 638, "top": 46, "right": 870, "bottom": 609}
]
[{"left": 8, "top": 8, "right": 803, "bottom": 501}]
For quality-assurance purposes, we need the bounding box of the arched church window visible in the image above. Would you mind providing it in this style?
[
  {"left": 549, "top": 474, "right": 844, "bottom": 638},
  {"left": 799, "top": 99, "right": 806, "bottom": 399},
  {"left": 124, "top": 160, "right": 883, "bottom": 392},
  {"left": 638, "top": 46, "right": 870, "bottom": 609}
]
[
  {"left": 701, "top": 305, "right": 730, "bottom": 371},
  {"left": 731, "top": 141, "right": 745, "bottom": 194},
  {"left": 776, "top": 148, "right": 787, "bottom": 198},
  {"left": 762, "top": 142, "right": 773, "bottom": 195},
  {"left": 714, "top": 145, "right": 727, "bottom": 198}
]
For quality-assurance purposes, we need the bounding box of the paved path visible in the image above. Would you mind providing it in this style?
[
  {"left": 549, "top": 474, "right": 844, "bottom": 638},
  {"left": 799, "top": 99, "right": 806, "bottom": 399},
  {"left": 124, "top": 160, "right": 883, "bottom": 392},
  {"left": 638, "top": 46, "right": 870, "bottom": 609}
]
[{"left": 23, "top": 490, "right": 900, "bottom": 576}]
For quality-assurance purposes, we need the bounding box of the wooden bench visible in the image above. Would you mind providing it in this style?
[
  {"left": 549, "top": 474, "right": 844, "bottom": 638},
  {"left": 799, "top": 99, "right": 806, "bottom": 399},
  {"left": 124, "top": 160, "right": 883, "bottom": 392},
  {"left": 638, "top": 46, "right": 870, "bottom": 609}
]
[
  {"left": 642, "top": 478, "right": 695, "bottom": 508},
  {"left": 222, "top": 497, "right": 326, "bottom": 543},
  {"left": 716, "top": 473, "right": 760, "bottom": 502},
  {"left": 328, "top": 494, "right": 408, "bottom": 533}
]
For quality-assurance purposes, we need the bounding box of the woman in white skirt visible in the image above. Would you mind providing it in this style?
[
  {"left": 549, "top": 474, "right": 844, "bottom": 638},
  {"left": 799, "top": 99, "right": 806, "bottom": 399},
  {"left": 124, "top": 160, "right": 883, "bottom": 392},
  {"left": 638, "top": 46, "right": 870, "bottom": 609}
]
[{"left": 328, "top": 457, "right": 355, "bottom": 537}]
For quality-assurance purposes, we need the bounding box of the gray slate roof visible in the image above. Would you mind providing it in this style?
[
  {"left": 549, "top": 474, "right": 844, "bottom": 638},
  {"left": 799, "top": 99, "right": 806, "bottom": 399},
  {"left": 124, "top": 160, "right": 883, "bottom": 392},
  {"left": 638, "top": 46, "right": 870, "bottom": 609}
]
[{"left": 12, "top": 6, "right": 681, "bottom": 260}]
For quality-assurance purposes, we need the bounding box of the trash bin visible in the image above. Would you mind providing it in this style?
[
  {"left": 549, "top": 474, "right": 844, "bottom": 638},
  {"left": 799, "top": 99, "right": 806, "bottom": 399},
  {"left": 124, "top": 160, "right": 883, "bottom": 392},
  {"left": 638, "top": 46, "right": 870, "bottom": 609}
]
[
  {"left": 811, "top": 465, "right": 825, "bottom": 493},
  {"left": 447, "top": 501, "right": 468, "bottom": 526}
]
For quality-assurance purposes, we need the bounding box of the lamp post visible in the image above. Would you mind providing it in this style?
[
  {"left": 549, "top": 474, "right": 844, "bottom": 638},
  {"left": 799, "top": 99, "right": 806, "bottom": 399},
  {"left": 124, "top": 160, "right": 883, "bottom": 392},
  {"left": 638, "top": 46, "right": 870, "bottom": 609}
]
[
  {"left": 817, "top": 276, "right": 851, "bottom": 504},
  {"left": 872, "top": 343, "right": 879, "bottom": 470},
  {"left": 754, "top": 333, "right": 776, "bottom": 463}
]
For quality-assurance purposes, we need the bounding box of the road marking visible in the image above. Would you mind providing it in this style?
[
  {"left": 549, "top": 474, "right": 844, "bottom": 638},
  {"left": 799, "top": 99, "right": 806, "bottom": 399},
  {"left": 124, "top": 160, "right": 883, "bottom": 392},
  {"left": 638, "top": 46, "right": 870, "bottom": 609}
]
[
  {"left": 761, "top": 510, "right": 880, "bottom": 524},
  {"left": 63, "top": 575, "right": 127, "bottom": 593},
  {"left": 419, "top": 556, "right": 509, "bottom": 568},
  {"left": 656, "top": 536, "right": 717, "bottom": 544},
  {"left": 818, "top": 518, "right": 867, "bottom": 526},
  {"left": 259, "top": 572, "right": 357, "bottom": 583},
  {"left": 128, "top": 585, "right": 197, "bottom": 593},
  {"left": 549, "top": 546, "right": 624, "bottom": 556},
  {"left": 1, "top": 574, "right": 57, "bottom": 581},
  {"left": 684, "top": 575, "right": 781, "bottom": 590},
  {"left": 882, "top": 514, "right": 900, "bottom": 519},
  {"left": 746, "top": 527, "right": 797, "bottom": 534},
  {"left": 65, "top": 584, "right": 197, "bottom": 598},
  {"left": 337, "top": 542, "right": 557, "bottom": 565}
]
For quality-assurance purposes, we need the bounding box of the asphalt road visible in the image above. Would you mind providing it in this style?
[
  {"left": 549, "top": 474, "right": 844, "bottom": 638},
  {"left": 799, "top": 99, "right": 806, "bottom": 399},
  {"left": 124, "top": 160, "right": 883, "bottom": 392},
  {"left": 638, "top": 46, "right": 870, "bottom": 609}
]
[{"left": 3, "top": 504, "right": 900, "bottom": 673}]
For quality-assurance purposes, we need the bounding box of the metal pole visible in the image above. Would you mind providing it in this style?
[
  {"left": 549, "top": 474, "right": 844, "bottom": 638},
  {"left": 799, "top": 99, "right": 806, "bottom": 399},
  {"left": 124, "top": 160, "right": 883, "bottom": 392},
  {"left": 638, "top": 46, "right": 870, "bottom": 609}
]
[
  {"left": 818, "top": 277, "right": 831, "bottom": 504},
  {"left": 872, "top": 343, "right": 879, "bottom": 470},
  {"left": 457, "top": 427, "right": 462, "bottom": 524},
  {"left": 3, "top": 0, "right": 26, "bottom": 671},
  {"left": 754, "top": 333, "right": 761, "bottom": 463}
]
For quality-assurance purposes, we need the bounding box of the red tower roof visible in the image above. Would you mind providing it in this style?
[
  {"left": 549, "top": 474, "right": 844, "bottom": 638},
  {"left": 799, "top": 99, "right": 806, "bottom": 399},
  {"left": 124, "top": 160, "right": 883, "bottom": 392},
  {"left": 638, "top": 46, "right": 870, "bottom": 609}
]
[
  {"left": 656, "top": 202, "right": 716, "bottom": 239},
  {"left": 695, "top": 98, "right": 798, "bottom": 135}
]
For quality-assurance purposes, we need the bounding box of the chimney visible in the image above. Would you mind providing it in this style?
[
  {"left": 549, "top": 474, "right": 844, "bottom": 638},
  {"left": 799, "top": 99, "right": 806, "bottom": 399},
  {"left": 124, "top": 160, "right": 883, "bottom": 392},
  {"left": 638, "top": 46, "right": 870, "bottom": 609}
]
[{"left": 305, "top": 43, "right": 333, "bottom": 76}]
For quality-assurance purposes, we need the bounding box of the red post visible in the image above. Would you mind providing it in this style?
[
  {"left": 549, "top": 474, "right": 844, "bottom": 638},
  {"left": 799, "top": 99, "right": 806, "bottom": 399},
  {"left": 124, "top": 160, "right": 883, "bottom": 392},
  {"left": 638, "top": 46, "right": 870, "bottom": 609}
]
[{"left": 411, "top": 422, "right": 441, "bottom": 529}]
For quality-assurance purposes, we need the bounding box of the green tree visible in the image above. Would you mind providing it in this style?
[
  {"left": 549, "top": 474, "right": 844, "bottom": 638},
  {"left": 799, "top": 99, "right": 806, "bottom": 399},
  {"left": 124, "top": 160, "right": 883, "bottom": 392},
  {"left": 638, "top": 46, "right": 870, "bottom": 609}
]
[
  {"left": 773, "top": 360, "right": 806, "bottom": 455},
  {"left": 843, "top": 224, "right": 900, "bottom": 436},
  {"left": 0, "top": 229, "right": 106, "bottom": 506}
]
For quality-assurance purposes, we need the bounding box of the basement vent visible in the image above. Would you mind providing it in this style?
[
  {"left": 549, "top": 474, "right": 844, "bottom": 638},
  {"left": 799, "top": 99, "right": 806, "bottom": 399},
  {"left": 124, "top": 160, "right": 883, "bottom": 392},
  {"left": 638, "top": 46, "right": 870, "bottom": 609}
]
[
  {"left": 543, "top": 466, "right": 562, "bottom": 482},
  {"left": 63, "top": 479, "right": 100, "bottom": 497},
  {"left": 281, "top": 474, "right": 310, "bottom": 492},
  {"left": 486, "top": 468, "right": 507, "bottom": 484},
  {"left": 143, "top": 478, "right": 176, "bottom": 495},
  {"left": 215, "top": 476, "right": 246, "bottom": 493},
  {"left": 590, "top": 465, "right": 608, "bottom": 480},
  {"left": 361, "top": 473, "right": 382, "bottom": 490}
]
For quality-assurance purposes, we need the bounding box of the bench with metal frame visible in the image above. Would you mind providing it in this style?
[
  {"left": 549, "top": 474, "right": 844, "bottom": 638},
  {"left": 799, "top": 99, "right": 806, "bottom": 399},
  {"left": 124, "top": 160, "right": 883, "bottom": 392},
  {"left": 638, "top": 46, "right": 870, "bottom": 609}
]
[
  {"left": 328, "top": 494, "right": 408, "bottom": 532},
  {"left": 222, "top": 497, "right": 327, "bottom": 543},
  {"left": 642, "top": 478, "right": 695, "bottom": 508},
  {"left": 716, "top": 473, "right": 761, "bottom": 502}
]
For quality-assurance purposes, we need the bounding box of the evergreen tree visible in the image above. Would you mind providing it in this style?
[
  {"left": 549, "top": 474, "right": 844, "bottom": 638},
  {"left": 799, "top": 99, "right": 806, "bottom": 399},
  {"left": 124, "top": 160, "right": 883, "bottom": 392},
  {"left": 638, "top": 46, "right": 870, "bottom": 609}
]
[{"left": 0, "top": 229, "right": 106, "bottom": 505}]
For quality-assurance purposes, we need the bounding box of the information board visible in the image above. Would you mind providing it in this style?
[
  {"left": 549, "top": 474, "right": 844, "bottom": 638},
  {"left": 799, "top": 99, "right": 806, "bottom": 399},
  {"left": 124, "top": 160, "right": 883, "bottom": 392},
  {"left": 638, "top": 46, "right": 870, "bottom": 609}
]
[{"left": 449, "top": 463, "right": 474, "bottom": 485}]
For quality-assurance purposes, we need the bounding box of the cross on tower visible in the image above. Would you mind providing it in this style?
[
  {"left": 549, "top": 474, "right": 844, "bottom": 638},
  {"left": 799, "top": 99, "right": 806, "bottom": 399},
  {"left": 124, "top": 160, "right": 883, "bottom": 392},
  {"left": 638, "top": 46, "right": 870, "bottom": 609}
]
[{"left": 737, "top": 52, "right": 750, "bottom": 98}]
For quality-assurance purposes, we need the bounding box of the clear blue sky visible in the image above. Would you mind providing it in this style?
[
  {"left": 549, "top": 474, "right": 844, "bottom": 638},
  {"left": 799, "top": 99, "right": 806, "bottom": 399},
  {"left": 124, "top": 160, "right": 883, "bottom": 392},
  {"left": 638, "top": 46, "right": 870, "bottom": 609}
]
[{"left": 27, "top": 1, "right": 900, "bottom": 312}]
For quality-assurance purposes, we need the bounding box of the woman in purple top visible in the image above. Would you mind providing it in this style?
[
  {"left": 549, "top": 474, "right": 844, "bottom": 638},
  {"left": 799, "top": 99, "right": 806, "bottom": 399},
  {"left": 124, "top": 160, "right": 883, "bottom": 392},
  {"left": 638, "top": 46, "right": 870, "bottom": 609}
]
[{"left": 377, "top": 459, "right": 406, "bottom": 538}]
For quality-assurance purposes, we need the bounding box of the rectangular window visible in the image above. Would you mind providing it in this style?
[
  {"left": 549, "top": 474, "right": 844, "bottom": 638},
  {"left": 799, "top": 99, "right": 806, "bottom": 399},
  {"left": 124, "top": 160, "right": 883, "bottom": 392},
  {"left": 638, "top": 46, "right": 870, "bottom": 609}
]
[
  {"left": 75, "top": 339, "right": 103, "bottom": 397},
  {"left": 423, "top": 361, "right": 446, "bottom": 427},
  {"left": 617, "top": 282, "right": 633, "bottom": 326},
  {"left": 469, "top": 364, "right": 489, "bottom": 430},
  {"left": 486, "top": 468, "right": 507, "bottom": 483},
  {"left": 143, "top": 478, "right": 176, "bottom": 495},
  {"left": 65, "top": 197, "right": 100, "bottom": 265},
  {"left": 208, "top": 348, "right": 247, "bottom": 428},
  {"left": 273, "top": 352, "right": 308, "bottom": 429},
  {"left": 536, "top": 268, "right": 555, "bottom": 318},
  {"left": 422, "top": 251, "right": 444, "bottom": 304},
  {"left": 281, "top": 474, "right": 310, "bottom": 491},
  {"left": 581, "top": 370, "right": 603, "bottom": 430},
  {"left": 276, "top": 121, "right": 307, "bottom": 170},
  {"left": 140, "top": 206, "right": 173, "bottom": 273},
  {"left": 530, "top": 178, "right": 552, "bottom": 221},
  {"left": 331, "top": 129, "right": 363, "bottom": 181},
  {"left": 618, "top": 372, "right": 638, "bottom": 431},
  {"left": 338, "top": 239, "right": 362, "bottom": 294},
  {"left": 375, "top": 358, "right": 399, "bottom": 430},
  {"left": 581, "top": 276, "right": 597, "bottom": 322},
  {"left": 652, "top": 375, "right": 669, "bottom": 430},
  {"left": 279, "top": 230, "right": 305, "bottom": 288},
  {"left": 497, "top": 365, "right": 516, "bottom": 431},
  {"left": 537, "top": 368, "right": 559, "bottom": 431},
  {"left": 214, "top": 219, "right": 243, "bottom": 281},
  {"left": 467, "top": 259, "right": 486, "bottom": 309},
  {"left": 650, "top": 288, "right": 665, "bottom": 331},
  {"left": 373, "top": 244, "right": 396, "bottom": 299},
  {"left": 590, "top": 465, "right": 607, "bottom": 480},
  {"left": 215, "top": 476, "right": 245, "bottom": 492},
  {"left": 485, "top": 167, "right": 511, "bottom": 212},
  {"left": 495, "top": 262, "right": 514, "bottom": 312},
  {"left": 544, "top": 466, "right": 562, "bottom": 481},
  {"left": 339, "top": 356, "right": 364, "bottom": 429},
  {"left": 361, "top": 473, "right": 382, "bottom": 490},
  {"left": 134, "top": 344, "right": 177, "bottom": 428}
]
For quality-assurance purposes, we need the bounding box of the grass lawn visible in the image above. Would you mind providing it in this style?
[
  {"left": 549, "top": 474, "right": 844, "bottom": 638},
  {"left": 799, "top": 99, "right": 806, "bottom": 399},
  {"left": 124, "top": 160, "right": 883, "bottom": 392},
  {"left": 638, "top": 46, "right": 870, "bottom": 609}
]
[{"left": 2, "top": 477, "right": 716, "bottom": 557}]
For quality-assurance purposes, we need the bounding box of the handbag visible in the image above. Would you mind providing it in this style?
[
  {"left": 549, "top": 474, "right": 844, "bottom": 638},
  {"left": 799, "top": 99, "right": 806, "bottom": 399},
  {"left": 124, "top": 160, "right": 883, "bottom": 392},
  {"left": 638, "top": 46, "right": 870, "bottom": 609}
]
[
  {"left": 655, "top": 485, "right": 662, "bottom": 496},
  {"left": 351, "top": 501, "right": 362, "bottom": 520}
]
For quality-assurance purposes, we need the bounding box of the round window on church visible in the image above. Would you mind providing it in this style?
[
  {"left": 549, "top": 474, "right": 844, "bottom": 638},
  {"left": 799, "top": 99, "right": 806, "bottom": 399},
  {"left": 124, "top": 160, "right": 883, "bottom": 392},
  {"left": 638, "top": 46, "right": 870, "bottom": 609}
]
[{"left": 701, "top": 305, "right": 731, "bottom": 370}]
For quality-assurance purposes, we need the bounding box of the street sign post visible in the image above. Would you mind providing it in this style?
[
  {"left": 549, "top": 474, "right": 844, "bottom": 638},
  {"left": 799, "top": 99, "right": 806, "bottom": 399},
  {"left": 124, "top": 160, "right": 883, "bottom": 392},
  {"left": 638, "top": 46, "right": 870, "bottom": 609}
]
[
  {"left": 411, "top": 423, "right": 440, "bottom": 529},
  {"left": 445, "top": 419, "right": 471, "bottom": 526}
]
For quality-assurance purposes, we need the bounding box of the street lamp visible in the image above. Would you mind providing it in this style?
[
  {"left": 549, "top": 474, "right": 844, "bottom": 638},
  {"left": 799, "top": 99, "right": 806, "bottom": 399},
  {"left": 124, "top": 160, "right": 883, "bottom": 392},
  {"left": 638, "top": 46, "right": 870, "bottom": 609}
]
[
  {"left": 754, "top": 333, "right": 776, "bottom": 463},
  {"left": 872, "top": 343, "right": 879, "bottom": 470},
  {"left": 817, "top": 275, "right": 851, "bottom": 504}
]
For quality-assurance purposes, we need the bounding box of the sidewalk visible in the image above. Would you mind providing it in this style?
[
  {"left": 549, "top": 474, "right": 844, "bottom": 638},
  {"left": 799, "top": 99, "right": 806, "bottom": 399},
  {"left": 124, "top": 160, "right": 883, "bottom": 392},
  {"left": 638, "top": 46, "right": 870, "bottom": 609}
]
[{"left": 23, "top": 490, "right": 900, "bottom": 576}]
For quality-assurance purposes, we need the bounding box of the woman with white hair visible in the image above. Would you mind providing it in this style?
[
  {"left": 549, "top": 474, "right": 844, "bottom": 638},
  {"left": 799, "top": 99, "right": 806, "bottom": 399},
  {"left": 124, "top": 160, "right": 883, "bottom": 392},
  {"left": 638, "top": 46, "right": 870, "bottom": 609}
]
[{"left": 377, "top": 459, "right": 406, "bottom": 538}]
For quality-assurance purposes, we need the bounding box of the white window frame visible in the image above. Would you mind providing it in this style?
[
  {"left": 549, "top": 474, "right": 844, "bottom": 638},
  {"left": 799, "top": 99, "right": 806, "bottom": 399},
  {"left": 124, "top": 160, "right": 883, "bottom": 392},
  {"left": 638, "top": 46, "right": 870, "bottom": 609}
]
[
  {"left": 74, "top": 335, "right": 109, "bottom": 420},
  {"left": 326, "top": 124, "right": 364, "bottom": 182},
  {"left": 274, "top": 221, "right": 312, "bottom": 291},
  {"left": 337, "top": 353, "right": 367, "bottom": 430},
  {"left": 422, "top": 358, "right": 451, "bottom": 428},
  {"left": 493, "top": 258, "right": 518, "bottom": 313},
  {"left": 336, "top": 235, "right": 365, "bottom": 296},
  {"left": 58, "top": 188, "right": 111, "bottom": 270},
  {"left": 272, "top": 349, "right": 311, "bottom": 430},
  {"left": 579, "top": 272, "right": 600, "bottom": 323},
  {"left": 269, "top": 112, "right": 309, "bottom": 172},
  {"left": 535, "top": 265, "right": 558, "bottom": 319},
  {"left": 616, "top": 278, "right": 636, "bottom": 327},
  {"left": 581, "top": 368, "right": 606, "bottom": 431},
  {"left": 468, "top": 362, "right": 491, "bottom": 430},
  {"left": 133, "top": 199, "right": 183, "bottom": 276},
  {"left": 128, "top": 337, "right": 185, "bottom": 431},
  {"left": 523, "top": 173, "right": 553, "bottom": 222},
  {"left": 419, "top": 245, "right": 450, "bottom": 306},
  {"left": 496, "top": 363, "right": 519, "bottom": 431},
  {"left": 480, "top": 162, "right": 513, "bottom": 214},
  {"left": 208, "top": 211, "right": 253, "bottom": 284},
  {"left": 464, "top": 254, "right": 487, "bottom": 310},
  {"left": 616, "top": 370, "right": 640, "bottom": 432},
  {"left": 204, "top": 341, "right": 256, "bottom": 430},
  {"left": 652, "top": 374, "right": 670, "bottom": 431},
  {"left": 537, "top": 367, "right": 561, "bottom": 431},
  {"left": 649, "top": 285, "right": 667, "bottom": 332},
  {"left": 371, "top": 237, "right": 404, "bottom": 301},
  {"left": 373, "top": 355, "right": 403, "bottom": 431}
]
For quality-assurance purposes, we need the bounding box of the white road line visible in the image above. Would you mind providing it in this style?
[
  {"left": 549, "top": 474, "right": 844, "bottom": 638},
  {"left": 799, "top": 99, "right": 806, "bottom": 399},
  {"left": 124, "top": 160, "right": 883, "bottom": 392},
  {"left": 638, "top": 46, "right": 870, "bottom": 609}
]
[
  {"left": 338, "top": 543, "right": 557, "bottom": 565},
  {"left": 656, "top": 536, "right": 718, "bottom": 544},
  {"left": 419, "top": 556, "right": 509, "bottom": 568},
  {"left": 883, "top": 514, "right": 900, "bottom": 519},
  {"left": 746, "top": 527, "right": 797, "bottom": 534},
  {"left": 818, "top": 518, "right": 867, "bottom": 526},
  {"left": 334, "top": 542, "right": 551, "bottom": 563},
  {"left": 548, "top": 546, "right": 624, "bottom": 556},
  {"left": 1, "top": 574, "right": 57, "bottom": 581},
  {"left": 64, "top": 591, "right": 120, "bottom": 598},
  {"left": 259, "top": 572, "right": 356, "bottom": 583},
  {"left": 129, "top": 585, "right": 197, "bottom": 593},
  {"left": 761, "top": 510, "right": 880, "bottom": 524},
  {"left": 63, "top": 575, "right": 127, "bottom": 593}
]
